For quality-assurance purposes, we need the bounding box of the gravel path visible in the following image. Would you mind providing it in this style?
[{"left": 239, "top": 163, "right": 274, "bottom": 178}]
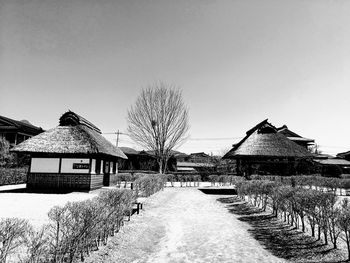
[{"left": 88, "top": 187, "right": 286, "bottom": 263}]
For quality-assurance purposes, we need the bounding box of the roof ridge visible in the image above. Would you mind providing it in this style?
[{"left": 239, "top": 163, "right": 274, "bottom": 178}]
[{"left": 59, "top": 111, "right": 101, "bottom": 134}]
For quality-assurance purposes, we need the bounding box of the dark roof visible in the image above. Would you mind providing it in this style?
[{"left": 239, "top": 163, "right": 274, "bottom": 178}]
[
  {"left": 314, "top": 158, "right": 350, "bottom": 166},
  {"left": 337, "top": 151, "right": 350, "bottom": 158},
  {"left": 223, "top": 119, "right": 312, "bottom": 159},
  {"left": 189, "top": 152, "right": 211, "bottom": 158},
  {"left": 277, "top": 125, "right": 314, "bottom": 144},
  {"left": 0, "top": 115, "right": 44, "bottom": 135},
  {"left": 120, "top": 147, "right": 140, "bottom": 155},
  {"left": 177, "top": 162, "right": 215, "bottom": 168},
  {"left": 143, "top": 150, "right": 183, "bottom": 157},
  {"left": 286, "top": 136, "right": 314, "bottom": 143},
  {"left": 11, "top": 111, "right": 127, "bottom": 159},
  {"left": 313, "top": 153, "right": 335, "bottom": 159}
]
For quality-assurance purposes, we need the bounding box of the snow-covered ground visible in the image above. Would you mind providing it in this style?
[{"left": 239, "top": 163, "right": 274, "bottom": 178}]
[
  {"left": 0, "top": 184, "right": 97, "bottom": 227},
  {"left": 87, "top": 187, "right": 286, "bottom": 263}
]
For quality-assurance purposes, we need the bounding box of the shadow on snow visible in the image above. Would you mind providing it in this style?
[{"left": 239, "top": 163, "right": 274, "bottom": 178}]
[{"left": 217, "top": 196, "right": 346, "bottom": 263}]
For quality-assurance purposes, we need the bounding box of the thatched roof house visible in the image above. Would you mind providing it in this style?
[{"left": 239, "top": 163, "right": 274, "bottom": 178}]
[
  {"left": 12, "top": 111, "right": 127, "bottom": 191},
  {"left": 223, "top": 119, "right": 312, "bottom": 176}
]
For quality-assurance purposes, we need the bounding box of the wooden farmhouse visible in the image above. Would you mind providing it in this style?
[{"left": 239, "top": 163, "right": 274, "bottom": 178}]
[
  {"left": 0, "top": 115, "right": 44, "bottom": 147},
  {"left": 337, "top": 151, "right": 350, "bottom": 161},
  {"left": 11, "top": 111, "right": 127, "bottom": 191},
  {"left": 118, "top": 147, "right": 177, "bottom": 172},
  {"left": 223, "top": 119, "right": 312, "bottom": 176}
]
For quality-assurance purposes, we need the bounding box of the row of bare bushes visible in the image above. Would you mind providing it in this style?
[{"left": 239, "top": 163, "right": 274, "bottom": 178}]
[
  {"left": 0, "top": 188, "right": 134, "bottom": 263},
  {"left": 114, "top": 173, "right": 166, "bottom": 194},
  {"left": 251, "top": 174, "right": 350, "bottom": 194},
  {"left": 166, "top": 174, "right": 201, "bottom": 187},
  {"left": 0, "top": 167, "right": 27, "bottom": 186},
  {"left": 114, "top": 173, "right": 203, "bottom": 188},
  {"left": 0, "top": 174, "right": 167, "bottom": 263},
  {"left": 207, "top": 175, "right": 245, "bottom": 186},
  {"left": 133, "top": 174, "right": 166, "bottom": 196},
  {"left": 235, "top": 179, "right": 350, "bottom": 260}
]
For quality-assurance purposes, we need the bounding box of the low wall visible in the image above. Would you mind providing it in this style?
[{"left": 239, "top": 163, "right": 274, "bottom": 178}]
[{"left": 27, "top": 173, "right": 100, "bottom": 191}]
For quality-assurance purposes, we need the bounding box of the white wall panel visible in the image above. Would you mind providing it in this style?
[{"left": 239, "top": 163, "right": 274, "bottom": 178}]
[
  {"left": 61, "top": 158, "right": 90, "bottom": 174},
  {"left": 30, "top": 158, "right": 60, "bottom": 173}
]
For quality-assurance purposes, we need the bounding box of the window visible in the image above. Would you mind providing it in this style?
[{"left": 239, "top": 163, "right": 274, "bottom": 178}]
[
  {"left": 103, "top": 160, "right": 110, "bottom": 174},
  {"left": 112, "top": 161, "right": 117, "bottom": 174},
  {"left": 95, "top": 158, "right": 101, "bottom": 174}
]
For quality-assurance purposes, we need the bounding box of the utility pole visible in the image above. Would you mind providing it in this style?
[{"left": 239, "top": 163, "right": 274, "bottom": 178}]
[{"left": 116, "top": 129, "right": 120, "bottom": 147}]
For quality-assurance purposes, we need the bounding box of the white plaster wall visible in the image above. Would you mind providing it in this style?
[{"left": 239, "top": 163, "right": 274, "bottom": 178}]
[
  {"left": 61, "top": 158, "right": 90, "bottom": 174},
  {"left": 30, "top": 158, "right": 60, "bottom": 173},
  {"left": 91, "top": 159, "right": 96, "bottom": 174}
]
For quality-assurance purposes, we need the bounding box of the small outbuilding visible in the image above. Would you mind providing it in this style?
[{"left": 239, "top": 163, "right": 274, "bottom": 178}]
[
  {"left": 11, "top": 111, "right": 127, "bottom": 191},
  {"left": 223, "top": 119, "right": 313, "bottom": 176}
]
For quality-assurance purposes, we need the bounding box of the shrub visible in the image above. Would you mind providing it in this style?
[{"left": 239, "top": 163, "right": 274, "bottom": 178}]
[
  {"left": 323, "top": 164, "right": 342, "bottom": 178},
  {"left": 0, "top": 167, "right": 28, "bottom": 186},
  {"left": 208, "top": 175, "right": 219, "bottom": 186},
  {"left": 133, "top": 174, "right": 165, "bottom": 197},
  {"left": 0, "top": 218, "right": 30, "bottom": 263}
]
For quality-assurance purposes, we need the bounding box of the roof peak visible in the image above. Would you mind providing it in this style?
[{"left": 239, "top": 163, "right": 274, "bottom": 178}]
[{"left": 59, "top": 111, "right": 101, "bottom": 134}]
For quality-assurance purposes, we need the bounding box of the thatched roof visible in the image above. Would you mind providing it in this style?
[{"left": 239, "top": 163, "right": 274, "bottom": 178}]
[
  {"left": 59, "top": 111, "right": 101, "bottom": 133},
  {"left": 223, "top": 119, "right": 312, "bottom": 159},
  {"left": 11, "top": 111, "right": 127, "bottom": 159}
]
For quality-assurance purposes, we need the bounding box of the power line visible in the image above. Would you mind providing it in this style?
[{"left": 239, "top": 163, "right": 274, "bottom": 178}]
[
  {"left": 318, "top": 145, "right": 350, "bottom": 149},
  {"left": 188, "top": 137, "right": 243, "bottom": 141}
]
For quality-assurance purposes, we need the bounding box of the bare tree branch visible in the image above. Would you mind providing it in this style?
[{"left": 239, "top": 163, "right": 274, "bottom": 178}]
[{"left": 127, "top": 82, "right": 189, "bottom": 173}]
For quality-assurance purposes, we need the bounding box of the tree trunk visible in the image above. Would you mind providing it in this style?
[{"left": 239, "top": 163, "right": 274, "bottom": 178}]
[
  {"left": 301, "top": 217, "right": 305, "bottom": 232},
  {"left": 318, "top": 226, "right": 321, "bottom": 240},
  {"left": 159, "top": 160, "right": 163, "bottom": 174},
  {"left": 346, "top": 231, "right": 350, "bottom": 261}
]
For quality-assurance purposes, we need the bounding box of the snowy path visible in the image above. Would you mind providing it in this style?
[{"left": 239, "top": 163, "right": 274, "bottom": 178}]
[
  {"left": 88, "top": 187, "right": 286, "bottom": 263},
  {"left": 143, "top": 188, "right": 285, "bottom": 263}
]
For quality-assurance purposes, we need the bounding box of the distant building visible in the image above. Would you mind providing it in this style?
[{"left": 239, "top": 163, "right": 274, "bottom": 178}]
[
  {"left": 11, "top": 111, "right": 127, "bottom": 191},
  {"left": 176, "top": 161, "right": 216, "bottom": 173},
  {"left": 0, "top": 115, "right": 44, "bottom": 146},
  {"left": 337, "top": 151, "right": 350, "bottom": 161},
  {"left": 276, "top": 125, "right": 314, "bottom": 149},
  {"left": 174, "top": 152, "right": 217, "bottom": 173},
  {"left": 187, "top": 152, "right": 213, "bottom": 163},
  {"left": 118, "top": 147, "right": 177, "bottom": 172},
  {"left": 223, "top": 119, "right": 312, "bottom": 176},
  {"left": 313, "top": 158, "right": 350, "bottom": 175}
]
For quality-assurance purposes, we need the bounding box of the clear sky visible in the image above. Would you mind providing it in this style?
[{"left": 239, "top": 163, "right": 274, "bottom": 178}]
[{"left": 1, "top": 0, "right": 350, "bottom": 155}]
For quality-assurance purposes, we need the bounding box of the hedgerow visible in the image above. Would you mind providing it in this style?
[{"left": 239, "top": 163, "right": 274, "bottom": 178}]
[
  {"left": 0, "top": 173, "right": 167, "bottom": 263},
  {"left": 235, "top": 175, "right": 350, "bottom": 260},
  {"left": 0, "top": 167, "right": 27, "bottom": 186}
]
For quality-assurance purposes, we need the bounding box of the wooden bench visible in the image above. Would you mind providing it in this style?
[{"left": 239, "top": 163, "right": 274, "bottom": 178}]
[{"left": 133, "top": 197, "right": 146, "bottom": 214}]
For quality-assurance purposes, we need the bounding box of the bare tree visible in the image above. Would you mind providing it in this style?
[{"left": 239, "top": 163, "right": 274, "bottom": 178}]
[
  {"left": 308, "top": 143, "right": 322, "bottom": 155},
  {"left": 127, "top": 83, "right": 189, "bottom": 173}
]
